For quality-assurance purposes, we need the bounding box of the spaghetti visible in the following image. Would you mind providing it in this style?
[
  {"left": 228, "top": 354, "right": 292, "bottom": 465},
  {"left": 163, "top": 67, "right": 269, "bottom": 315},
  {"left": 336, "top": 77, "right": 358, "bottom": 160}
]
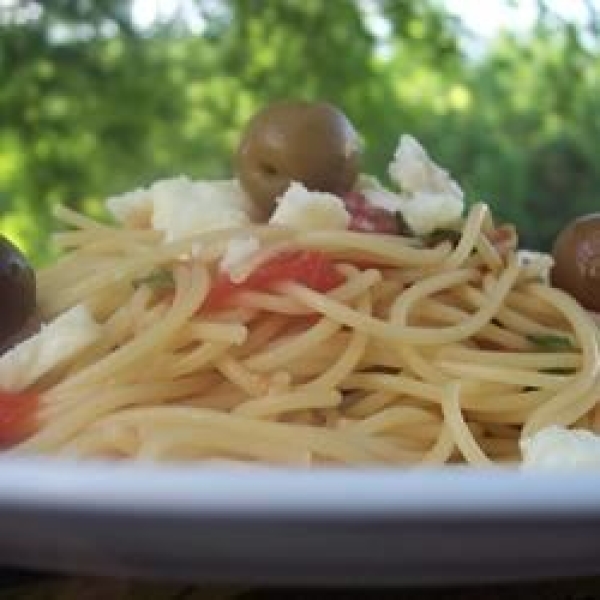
[{"left": 7, "top": 197, "right": 599, "bottom": 466}]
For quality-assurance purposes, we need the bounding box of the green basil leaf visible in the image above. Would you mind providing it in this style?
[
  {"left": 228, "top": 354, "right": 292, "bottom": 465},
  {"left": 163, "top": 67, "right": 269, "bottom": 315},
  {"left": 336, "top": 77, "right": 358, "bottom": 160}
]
[{"left": 526, "top": 333, "right": 574, "bottom": 351}]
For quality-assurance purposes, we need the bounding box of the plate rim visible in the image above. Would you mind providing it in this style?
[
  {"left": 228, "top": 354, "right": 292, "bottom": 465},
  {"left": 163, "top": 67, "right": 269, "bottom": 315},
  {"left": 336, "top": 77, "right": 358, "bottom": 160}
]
[{"left": 1, "top": 456, "right": 599, "bottom": 518}]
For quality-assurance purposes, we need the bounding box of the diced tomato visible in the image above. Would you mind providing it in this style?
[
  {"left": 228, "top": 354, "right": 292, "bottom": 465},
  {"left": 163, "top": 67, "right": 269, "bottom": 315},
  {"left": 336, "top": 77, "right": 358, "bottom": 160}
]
[
  {"left": 342, "top": 191, "right": 401, "bottom": 235},
  {"left": 487, "top": 224, "right": 517, "bottom": 256},
  {"left": 0, "top": 390, "right": 38, "bottom": 448},
  {"left": 204, "top": 250, "right": 345, "bottom": 311}
]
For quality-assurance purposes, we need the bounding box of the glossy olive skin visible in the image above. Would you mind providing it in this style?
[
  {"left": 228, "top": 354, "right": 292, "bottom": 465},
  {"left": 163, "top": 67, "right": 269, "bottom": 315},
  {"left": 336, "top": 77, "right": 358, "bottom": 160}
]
[
  {"left": 551, "top": 214, "right": 600, "bottom": 311},
  {"left": 236, "top": 101, "right": 361, "bottom": 216},
  {"left": 0, "top": 235, "right": 36, "bottom": 348}
]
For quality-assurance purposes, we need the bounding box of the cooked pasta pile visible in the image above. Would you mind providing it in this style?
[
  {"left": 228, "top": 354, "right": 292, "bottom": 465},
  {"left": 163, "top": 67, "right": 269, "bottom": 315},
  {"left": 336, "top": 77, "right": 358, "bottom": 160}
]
[{"left": 18, "top": 201, "right": 600, "bottom": 465}]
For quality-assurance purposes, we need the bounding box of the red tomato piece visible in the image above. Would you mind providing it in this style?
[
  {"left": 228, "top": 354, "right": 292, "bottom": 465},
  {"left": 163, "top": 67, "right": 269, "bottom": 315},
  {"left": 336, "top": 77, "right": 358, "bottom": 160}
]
[
  {"left": 204, "top": 250, "right": 344, "bottom": 311},
  {"left": 487, "top": 224, "right": 517, "bottom": 256},
  {"left": 0, "top": 390, "right": 38, "bottom": 448},
  {"left": 342, "top": 191, "right": 400, "bottom": 235}
]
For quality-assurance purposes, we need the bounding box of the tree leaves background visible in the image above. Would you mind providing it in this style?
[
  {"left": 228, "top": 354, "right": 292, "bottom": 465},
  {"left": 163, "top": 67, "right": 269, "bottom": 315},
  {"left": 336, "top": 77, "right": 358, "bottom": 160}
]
[{"left": 1, "top": 0, "right": 599, "bottom": 264}]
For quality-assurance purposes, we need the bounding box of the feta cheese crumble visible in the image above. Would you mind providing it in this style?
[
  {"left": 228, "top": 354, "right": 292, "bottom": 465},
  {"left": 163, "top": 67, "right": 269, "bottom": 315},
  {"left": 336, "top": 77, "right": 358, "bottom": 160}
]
[
  {"left": 357, "top": 175, "right": 404, "bottom": 213},
  {"left": 220, "top": 235, "right": 261, "bottom": 277},
  {"left": 269, "top": 182, "right": 350, "bottom": 231},
  {"left": 384, "top": 135, "right": 464, "bottom": 236},
  {"left": 521, "top": 426, "right": 600, "bottom": 468},
  {"left": 0, "top": 305, "right": 101, "bottom": 393},
  {"left": 517, "top": 250, "right": 554, "bottom": 282},
  {"left": 390, "top": 135, "right": 462, "bottom": 197},
  {"left": 106, "top": 177, "right": 252, "bottom": 242}
]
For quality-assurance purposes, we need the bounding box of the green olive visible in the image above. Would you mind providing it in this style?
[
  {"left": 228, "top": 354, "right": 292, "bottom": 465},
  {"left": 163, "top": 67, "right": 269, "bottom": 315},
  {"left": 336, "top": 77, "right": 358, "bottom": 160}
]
[
  {"left": 551, "top": 213, "right": 600, "bottom": 312},
  {"left": 0, "top": 235, "right": 36, "bottom": 349},
  {"left": 236, "top": 100, "right": 361, "bottom": 216}
]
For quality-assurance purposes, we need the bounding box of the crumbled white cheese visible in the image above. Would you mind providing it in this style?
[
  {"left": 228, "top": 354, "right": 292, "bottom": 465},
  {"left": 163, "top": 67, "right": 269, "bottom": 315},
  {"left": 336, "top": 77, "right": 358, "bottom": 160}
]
[
  {"left": 105, "top": 186, "right": 153, "bottom": 227},
  {"left": 106, "top": 177, "right": 252, "bottom": 242},
  {"left": 386, "top": 135, "right": 464, "bottom": 235},
  {"left": 521, "top": 426, "right": 600, "bottom": 469},
  {"left": 398, "top": 191, "right": 464, "bottom": 237},
  {"left": 269, "top": 182, "right": 350, "bottom": 231},
  {"left": 389, "top": 135, "right": 462, "bottom": 197},
  {"left": 220, "top": 235, "right": 260, "bottom": 276},
  {"left": 0, "top": 305, "right": 101, "bottom": 393},
  {"left": 517, "top": 250, "right": 554, "bottom": 282},
  {"left": 357, "top": 175, "right": 404, "bottom": 213}
]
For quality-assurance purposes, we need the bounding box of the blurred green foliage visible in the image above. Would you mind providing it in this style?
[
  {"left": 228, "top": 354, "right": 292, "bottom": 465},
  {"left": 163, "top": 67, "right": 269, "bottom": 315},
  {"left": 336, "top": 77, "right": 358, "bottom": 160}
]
[{"left": 1, "top": 0, "right": 599, "bottom": 265}]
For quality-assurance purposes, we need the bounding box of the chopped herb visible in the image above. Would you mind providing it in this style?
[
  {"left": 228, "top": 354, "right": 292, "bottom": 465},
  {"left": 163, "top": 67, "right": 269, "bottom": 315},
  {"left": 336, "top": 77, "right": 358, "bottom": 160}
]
[
  {"left": 132, "top": 268, "right": 175, "bottom": 291},
  {"left": 541, "top": 367, "right": 576, "bottom": 375},
  {"left": 526, "top": 333, "right": 575, "bottom": 351}
]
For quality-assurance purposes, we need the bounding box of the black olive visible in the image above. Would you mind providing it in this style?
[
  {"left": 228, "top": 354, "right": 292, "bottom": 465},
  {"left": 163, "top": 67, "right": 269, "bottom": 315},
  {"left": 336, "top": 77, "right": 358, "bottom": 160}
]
[
  {"left": 551, "top": 213, "right": 600, "bottom": 311},
  {"left": 0, "top": 235, "right": 36, "bottom": 348}
]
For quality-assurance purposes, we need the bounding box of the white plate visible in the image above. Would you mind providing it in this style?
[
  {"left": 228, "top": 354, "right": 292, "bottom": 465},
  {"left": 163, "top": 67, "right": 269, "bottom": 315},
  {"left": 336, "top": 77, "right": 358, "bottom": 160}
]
[{"left": 0, "top": 457, "right": 599, "bottom": 585}]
